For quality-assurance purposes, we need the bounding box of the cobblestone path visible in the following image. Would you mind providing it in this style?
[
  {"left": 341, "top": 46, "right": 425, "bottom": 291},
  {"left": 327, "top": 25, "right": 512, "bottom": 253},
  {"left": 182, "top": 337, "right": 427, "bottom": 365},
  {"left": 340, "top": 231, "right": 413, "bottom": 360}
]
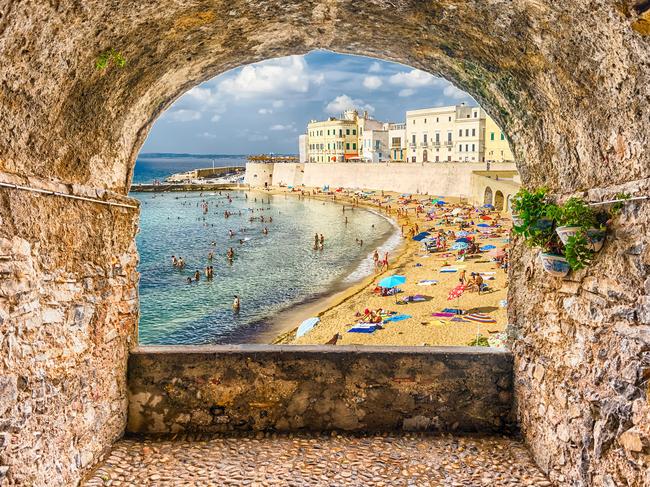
[{"left": 84, "top": 432, "right": 550, "bottom": 486}]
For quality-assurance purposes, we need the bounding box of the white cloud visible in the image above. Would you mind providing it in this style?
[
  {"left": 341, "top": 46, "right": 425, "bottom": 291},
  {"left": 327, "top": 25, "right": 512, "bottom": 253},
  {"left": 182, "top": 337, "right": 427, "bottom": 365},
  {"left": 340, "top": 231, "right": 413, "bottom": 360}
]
[
  {"left": 389, "top": 69, "right": 439, "bottom": 88},
  {"left": 186, "top": 87, "right": 220, "bottom": 106},
  {"left": 362, "top": 75, "right": 383, "bottom": 90},
  {"left": 325, "top": 94, "right": 374, "bottom": 116},
  {"left": 217, "top": 56, "right": 323, "bottom": 100},
  {"left": 398, "top": 88, "right": 415, "bottom": 97},
  {"left": 272, "top": 100, "right": 284, "bottom": 108},
  {"left": 211, "top": 114, "right": 221, "bottom": 122},
  {"left": 368, "top": 61, "right": 381, "bottom": 73},
  {"left": 270, "top": 124, "right": 295, "bottom": 131},
  {"left": 258, "top": 108, "right": 273, "bottom": 115},
  {"left": 198, "top": 132, "right": 216, "bottom": 139},
  {"left": 166, "top": 109, "right": 202, "bottom": 122},
  {"left": 443, "top": 84, "right": 468, "bottom": 100}
]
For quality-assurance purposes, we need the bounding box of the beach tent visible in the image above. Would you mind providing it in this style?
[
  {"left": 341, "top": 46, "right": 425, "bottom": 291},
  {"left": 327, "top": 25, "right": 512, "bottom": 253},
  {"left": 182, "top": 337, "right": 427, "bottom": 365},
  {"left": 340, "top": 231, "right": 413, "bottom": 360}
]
[{"left": 412, "top": 231, "right": 431, "bottom": 241}]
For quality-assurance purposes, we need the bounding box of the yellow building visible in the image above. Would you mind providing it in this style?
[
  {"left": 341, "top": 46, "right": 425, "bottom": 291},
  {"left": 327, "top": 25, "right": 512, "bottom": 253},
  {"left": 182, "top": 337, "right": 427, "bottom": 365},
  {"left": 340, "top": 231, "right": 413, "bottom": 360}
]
[
  {"left": 307, "top": 110, "right": 359, "bottom": 163},
  {"left": 484, "top": 117, "right": 514, "bottom": 162}
]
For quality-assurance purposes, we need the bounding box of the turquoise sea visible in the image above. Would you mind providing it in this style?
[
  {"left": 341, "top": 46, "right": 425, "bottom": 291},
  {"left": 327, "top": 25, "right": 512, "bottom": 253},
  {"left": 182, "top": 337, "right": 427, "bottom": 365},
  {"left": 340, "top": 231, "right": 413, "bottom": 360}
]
[{"left": 134, "top": 190, "right": 399, "bottom": 344}]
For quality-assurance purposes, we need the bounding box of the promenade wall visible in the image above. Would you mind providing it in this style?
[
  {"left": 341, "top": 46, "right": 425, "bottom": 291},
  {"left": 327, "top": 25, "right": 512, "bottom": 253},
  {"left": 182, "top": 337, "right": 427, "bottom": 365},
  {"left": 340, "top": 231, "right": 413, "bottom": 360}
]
[
  {"left": 127, "top": 345, "right": 514, "bottom": 434},
  {"left": 246, "top": 162, "right": 517, "bottom": 198}
]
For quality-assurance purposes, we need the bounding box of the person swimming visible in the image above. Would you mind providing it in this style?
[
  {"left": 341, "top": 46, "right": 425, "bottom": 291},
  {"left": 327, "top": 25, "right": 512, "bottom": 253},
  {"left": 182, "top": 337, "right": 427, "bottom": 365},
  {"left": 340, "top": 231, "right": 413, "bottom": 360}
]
[
  {"left": 263, "top": 227, "right": 268, "bottom": 235},
  {"left": 232, "top": 295, "right": 240, "bottom": 311},
  {"left": 194, "top": 270, "right": 200, "bottom": 282}
]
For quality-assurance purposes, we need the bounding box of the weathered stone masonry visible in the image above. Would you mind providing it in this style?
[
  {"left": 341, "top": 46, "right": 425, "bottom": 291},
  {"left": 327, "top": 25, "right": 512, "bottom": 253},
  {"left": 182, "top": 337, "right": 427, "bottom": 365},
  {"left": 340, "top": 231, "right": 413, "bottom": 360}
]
[
  {"left": 0, "top": 1, "right": 649, "bottom": 486},
  {"left": 127, "top": 345, "right": 514, "bottom": 434}
]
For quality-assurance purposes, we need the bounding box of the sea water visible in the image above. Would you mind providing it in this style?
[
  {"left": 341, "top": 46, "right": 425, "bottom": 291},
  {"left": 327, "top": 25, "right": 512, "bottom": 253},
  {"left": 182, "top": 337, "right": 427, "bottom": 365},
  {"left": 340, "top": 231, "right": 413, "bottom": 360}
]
[{"left": 135, "top": 190, "right": 397, "bottom": 344}]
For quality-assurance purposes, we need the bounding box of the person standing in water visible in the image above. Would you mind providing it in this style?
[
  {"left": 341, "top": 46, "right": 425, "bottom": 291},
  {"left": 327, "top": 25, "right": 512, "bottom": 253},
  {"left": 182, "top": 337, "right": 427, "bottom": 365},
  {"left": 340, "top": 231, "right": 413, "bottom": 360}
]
[
  {"left": 314, "top": 233, "right": 319, "bottom": 250},
  {"left": 232, "top": 295, "right": 240, "bottom": 312}
]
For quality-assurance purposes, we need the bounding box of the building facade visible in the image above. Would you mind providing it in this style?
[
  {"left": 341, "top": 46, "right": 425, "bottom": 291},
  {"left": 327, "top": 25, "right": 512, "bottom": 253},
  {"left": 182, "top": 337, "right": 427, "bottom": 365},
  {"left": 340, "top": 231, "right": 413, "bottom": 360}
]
[
  {"left": 484, "top": 116, "right": 514, "bottom": 162},
  {"left": 298, "top": 134, "right": 308, "bottom": 163},
  {"left": 306, "top": 110, "right": 359, "bottom": 163},
  {"left": 388, "top": 123, "right": 406, "bottom": 162},
  {"left": 361, "top": 128, "right": 389, "bottom": 163}
]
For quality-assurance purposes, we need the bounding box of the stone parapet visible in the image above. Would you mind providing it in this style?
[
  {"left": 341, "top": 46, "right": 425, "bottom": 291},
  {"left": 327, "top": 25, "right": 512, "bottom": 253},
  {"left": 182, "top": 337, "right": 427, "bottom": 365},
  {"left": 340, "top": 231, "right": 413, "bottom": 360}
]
[{"left": 127, "top": 345, "right": 514, "bottom": 434}]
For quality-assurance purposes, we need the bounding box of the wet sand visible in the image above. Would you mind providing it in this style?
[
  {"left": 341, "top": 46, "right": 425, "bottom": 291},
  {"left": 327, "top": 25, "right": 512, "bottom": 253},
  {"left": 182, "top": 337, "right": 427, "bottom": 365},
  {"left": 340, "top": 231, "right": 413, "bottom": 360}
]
[{"left": 267, "top": 187, "right": 510, "bottom": 347}]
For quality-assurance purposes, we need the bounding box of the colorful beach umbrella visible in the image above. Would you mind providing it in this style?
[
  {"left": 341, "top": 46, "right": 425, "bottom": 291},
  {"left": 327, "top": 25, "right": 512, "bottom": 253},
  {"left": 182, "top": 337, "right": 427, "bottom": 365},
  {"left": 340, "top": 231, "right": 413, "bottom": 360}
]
[
  {"left": 465, "top": 312, "right": 497, "bottom": 324},
  {"left": 480, "top": 215, "right": 492, "bottom": 220},
  {"left": 480, "top": 245, "right": 496, "bottom": 251},
  {"left": 378, "top": 275, "right": 406, "bottom": 289},
  {"left": 451, "top": 242, "right": 469, "bottom": 250},
  {"left": 447, "top": 284, "right": 466, "bottom": 301}
]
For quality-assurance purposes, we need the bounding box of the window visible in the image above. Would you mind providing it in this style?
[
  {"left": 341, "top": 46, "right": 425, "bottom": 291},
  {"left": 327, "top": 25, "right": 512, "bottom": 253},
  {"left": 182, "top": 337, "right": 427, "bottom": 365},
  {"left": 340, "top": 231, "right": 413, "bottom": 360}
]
[
  {"left": 436, "top": 117, "right": 439, "bottom": 123},
  {"left": 458, "top": 129, "right": 462, "bottom": 137},
  {"left": 472, "top": 144, "right": 475, "bottom": 152},
  {"left": 424, "top": 118, "right": 427, "bottom": 123},
  {"left": 346, "top": 129, "right": 350, "bottom": 135},
  {"left": 375, "top": 141, "right": 380, "bottom": 150},
  {"left": 346, "top": 143, "right": 350, "bottom": 150},
  {"left": 447, "top": 132, "right": 452, "bottom": 143},
  {"left": 412, "top": 134, "right": 416, "bottom": 144},
  {"left": 448, "top": 156, "right": 452, "bottom": 161},
  {"left": 466, "top": 144, "right": 469, "bottom": 151},
  {"left": 352, "top": 129, "right": 357, "bottom": 135},
  {"left": 465, "top": 129, "right": 469, "bottom": 137},
  {"left": 448, "top": 116, "right": 452, "bottom": 121},
  {"left": 339, "top": 129, "right": 342, "bottom": 136},
  {"left": 501, "top": 133, "right": 505, "bottom": 140},
  {"left": 435, "top": 133, "right": 440, "bottom": 144},
  {"left": 490, "top": 132, "right": 495, "bottom": 141},
  {"left": 473, "top": 111, "right": 478, "bottom": 118},
  {"left": 435, "top": 155, "right": 440, "bottom": 162},
  {"left": 472, "top": 128, "right": 476, "bottom": 136},
  {"left": 423, "top": 134, "right": 428, "bottom": 144},
  {"left": 459, "top": 144, "right": 462, "bottom": 152},
  {"left": 413, "top": 119, "right": 415, "bottom": 124},
  {"left": 353, "top": 143, "right": 357, "bottom": 150}
]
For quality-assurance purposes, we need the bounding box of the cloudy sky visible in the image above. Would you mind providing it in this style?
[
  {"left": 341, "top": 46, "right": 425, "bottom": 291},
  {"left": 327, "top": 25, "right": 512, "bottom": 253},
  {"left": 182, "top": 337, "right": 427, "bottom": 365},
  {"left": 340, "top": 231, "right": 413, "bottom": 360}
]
[{"left": 141, "top": 50, "right": 475, "bottom": 155}]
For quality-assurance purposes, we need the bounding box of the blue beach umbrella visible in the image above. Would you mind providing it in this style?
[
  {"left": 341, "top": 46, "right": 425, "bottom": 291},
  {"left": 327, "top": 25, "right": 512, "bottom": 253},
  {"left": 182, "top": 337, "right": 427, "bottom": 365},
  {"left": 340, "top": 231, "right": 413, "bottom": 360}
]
[
  {"left": 378, "top": 275, "right": 407, "bottom": 289},
  {"left": 451, "top": 242, "right": 469, "bottom": 251},
  {"left": 412, "top": 231, "right": 431, "bottom": 241},
  {"left": 455, "top": 237, "right": 471, "bottom": 243},
  {"left": 457, "top": 231, "right": 470, "bottom": 237},
  {"left": 477, "top": 223, "right": 490, "bottom": 227},
  {"left": 481, "top": 245, "right": 496, "bottom": 251},
  {"left": 483, "top": 204, "right": 495, "bottom": 209}
]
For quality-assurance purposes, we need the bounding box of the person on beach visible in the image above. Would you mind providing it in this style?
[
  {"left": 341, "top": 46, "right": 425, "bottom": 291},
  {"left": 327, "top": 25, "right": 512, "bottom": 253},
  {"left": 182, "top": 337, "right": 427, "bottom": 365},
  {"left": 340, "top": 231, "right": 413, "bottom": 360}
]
[
  {"left": 459, "top": 269, "right": 467, "bottom": 285},
  {"left": 373, "top": 250, "right": 380, "bottom": 269},
  {"left": 232, "top": 295, "right": 240, "bottom": 312},
  {"left": 382, "top": 252, "right": 389, "bottom": 271}
]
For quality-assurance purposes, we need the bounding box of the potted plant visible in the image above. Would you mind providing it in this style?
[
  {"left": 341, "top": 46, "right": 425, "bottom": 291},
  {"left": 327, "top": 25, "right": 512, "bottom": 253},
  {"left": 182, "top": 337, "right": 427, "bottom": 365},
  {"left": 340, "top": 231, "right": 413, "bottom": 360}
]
[
  {"left": 563, "top": 233, "right": 594, "bottom": 270},
  {"left": 551, "top": 197, "right": 606, "bottom": 252},
  {"left": 537, "top": 227, "right": 570, "bottom": 277}
]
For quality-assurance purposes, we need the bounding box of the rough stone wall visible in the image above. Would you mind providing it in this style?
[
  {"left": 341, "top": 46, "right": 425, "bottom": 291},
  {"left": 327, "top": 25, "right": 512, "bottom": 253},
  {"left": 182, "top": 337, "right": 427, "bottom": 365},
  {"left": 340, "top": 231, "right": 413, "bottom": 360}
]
[
  {"left": 0, "top": 173, "right": 140, "bottom": 486},
  {"left": 127, "top": 345, "right": 514, "bottom": 434},
  {"left": 0, "top": 1, "right": 649, "bottom": 485},
  {"left": 510, "top": 182, "right": 650, "bottom": 487}
]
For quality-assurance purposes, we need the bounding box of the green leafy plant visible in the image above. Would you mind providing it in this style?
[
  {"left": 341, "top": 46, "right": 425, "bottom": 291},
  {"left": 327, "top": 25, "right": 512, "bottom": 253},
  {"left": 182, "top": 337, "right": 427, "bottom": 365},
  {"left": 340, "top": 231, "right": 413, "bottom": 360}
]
[
  {"left": 95, "top": 49, "right": 127, "bottom": 70},
  {"left": 511, "top": 188, "right": 560, "bottom": 251},
  {"left": 611, "top": 192, "right": 631, "bottom": 215},
  {"left": 467, "top": 335, "right": 490, "bottom": 347},
  {"left": 564, "top": 233, "right": 594, "bottom": 270},
  {"left": 549, "top": 197, "right": 598, "bottom": 228}
]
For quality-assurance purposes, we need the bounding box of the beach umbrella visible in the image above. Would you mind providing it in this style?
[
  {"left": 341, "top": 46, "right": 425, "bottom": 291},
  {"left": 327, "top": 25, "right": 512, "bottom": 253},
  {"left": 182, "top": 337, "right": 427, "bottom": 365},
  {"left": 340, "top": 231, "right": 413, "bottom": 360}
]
[
  {"left": 437, "top": 201, "right": 447, "bottom": 205},
  {"left": 465, "top": 312, "right": 497, "bottom": 324},
  {"left": 457, "top": 231, "right": 470, "bottom": 237},
  {"left": 447, "top": 284, "right": 466, "bottom": 301},
  {"left": 480, "top": 215, "right": 492, "bottom": 220},
  {"left": 483, "top": 204, "right": 495, "bottom": 209},
  {"left": 378, "top": 275, "right": 406, "bottom": 289},
  {"left": 451, "top": 242, "right": 469, "bottom": 251},
  {"left": 477, "top": 223, "right": 490, "bottom": 228},
  {"left": 412, "top": 231, "right": 431, "bottom": 242},
  {"left": 480, "top": 244, "right": 496, "bottom": 251},
  {"left": 488, "top": 248, "right": 506, "bottom": 258}
]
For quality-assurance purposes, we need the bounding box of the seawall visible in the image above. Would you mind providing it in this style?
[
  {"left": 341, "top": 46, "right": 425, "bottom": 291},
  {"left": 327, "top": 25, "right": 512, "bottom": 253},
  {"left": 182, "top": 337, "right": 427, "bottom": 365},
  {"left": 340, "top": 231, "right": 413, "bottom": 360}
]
[{"left": 245, "top": 162, "right": 518, "bottom": 199}]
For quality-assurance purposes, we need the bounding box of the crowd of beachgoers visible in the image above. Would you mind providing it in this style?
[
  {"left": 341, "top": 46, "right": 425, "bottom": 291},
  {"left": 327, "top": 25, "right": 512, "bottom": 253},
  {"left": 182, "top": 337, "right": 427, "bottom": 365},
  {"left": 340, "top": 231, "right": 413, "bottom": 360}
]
[{"left": 273, "top": 186, "right": 511, "bottom": 348}]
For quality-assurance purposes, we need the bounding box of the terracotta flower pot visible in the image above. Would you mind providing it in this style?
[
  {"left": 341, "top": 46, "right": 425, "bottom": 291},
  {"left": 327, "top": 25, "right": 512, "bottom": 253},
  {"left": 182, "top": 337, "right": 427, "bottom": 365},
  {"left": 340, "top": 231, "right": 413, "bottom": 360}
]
[{"left": 539, "top": 253, "right": 570, "bottom": 277}]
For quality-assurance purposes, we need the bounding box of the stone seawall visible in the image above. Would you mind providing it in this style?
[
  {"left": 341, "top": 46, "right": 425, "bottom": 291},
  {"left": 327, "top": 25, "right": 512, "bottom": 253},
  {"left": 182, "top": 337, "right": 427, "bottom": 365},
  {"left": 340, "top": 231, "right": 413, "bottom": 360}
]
[
  {"left": 246, "top": 162, "right": 517, "bottom": 199},
  {"left": 127, "top": 345, "right": 514, "bottom": 434}
]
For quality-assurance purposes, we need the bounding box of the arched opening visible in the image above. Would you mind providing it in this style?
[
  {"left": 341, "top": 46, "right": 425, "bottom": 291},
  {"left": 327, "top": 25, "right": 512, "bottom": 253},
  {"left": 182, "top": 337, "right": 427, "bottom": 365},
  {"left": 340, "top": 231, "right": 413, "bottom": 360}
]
[
  {"left": 483, "top": 186, "right": 493, "bottom": 206},
  {"left": 494, "top": 190, "right": 504, "bottom": 211},
  {"left": 2, "top": 3, "right": 648, "bottom": 486},
  {"left": 422, "top": 149, "right": 428, "bottom": 162},
  {"left": 506, "top": 194, "right": 512, "bottom": 212}
]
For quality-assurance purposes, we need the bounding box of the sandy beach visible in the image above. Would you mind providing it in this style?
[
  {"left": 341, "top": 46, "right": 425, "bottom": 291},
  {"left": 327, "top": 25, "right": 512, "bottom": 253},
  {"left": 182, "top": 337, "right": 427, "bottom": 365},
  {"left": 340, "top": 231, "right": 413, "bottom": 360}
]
[{"left": 269, "top": 186, "right": 511, "bottom": 347}]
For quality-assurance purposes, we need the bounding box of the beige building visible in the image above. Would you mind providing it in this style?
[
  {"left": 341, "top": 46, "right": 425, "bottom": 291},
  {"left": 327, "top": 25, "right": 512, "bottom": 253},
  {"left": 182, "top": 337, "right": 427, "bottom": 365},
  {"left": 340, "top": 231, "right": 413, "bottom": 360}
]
[
  {"left": 484, "top": 116, "right": 514, "bottom": 162},
  {"left": 306, "top": 110, "right": 359, "bottom": 163}
]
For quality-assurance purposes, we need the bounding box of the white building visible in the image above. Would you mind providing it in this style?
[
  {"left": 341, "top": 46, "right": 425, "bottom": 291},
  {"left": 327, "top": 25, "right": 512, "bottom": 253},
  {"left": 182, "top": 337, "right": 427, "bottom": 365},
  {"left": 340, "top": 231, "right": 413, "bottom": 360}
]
[
  {"left": 298, "top": 134, "right": 308, "bottom": 163},
  {"left": 405, "top": 103, "right": 486, "bottom": 163},
  {"left": 361, "top": 128, "right": 390, "bottom": 163},
  {"left": 388, "top": 123, "right": 406, "bottom": 162}
]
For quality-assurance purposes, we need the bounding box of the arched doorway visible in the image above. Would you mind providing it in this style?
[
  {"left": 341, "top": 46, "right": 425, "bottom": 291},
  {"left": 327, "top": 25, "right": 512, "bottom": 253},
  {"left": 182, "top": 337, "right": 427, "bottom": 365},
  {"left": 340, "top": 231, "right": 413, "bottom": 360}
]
[
  {"left": 422, "top": 149, "right": 428, "bottom": 162},
  {"left": 484, "top": 186, "right": 493, "bottom": 206},
  {"left": 506, "top": 194, "right": 512, "bottom": 212},
  {"left": 1, "top": 3, "right": 648, "bottom": 486},
  {"left": 494, "top": 190, "right": 504, "bottom": 210}
]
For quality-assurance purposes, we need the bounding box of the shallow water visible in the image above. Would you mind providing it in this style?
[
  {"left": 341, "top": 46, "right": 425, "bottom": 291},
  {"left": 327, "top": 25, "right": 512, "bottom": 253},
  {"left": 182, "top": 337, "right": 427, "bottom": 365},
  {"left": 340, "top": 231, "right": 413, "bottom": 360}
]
[{"left": 135, "top": 191, "right": 396, "bottom": 344}]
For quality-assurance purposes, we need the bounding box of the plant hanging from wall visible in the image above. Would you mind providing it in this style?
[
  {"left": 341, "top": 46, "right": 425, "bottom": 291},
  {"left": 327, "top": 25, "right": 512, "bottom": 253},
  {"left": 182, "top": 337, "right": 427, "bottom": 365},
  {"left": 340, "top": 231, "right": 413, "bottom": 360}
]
[
  {"left": 95, "top": 48, "right": 127, "bottom": 70},
  {"left": 511, "top": 188, "right": 611, "bottom": 276}
]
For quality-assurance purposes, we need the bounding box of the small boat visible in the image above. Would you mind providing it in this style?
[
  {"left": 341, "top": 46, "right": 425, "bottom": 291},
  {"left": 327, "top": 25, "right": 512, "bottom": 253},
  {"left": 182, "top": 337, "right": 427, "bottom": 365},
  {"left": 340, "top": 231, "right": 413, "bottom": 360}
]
[{"left": 296, "top": 317, "right": 320, "bottom": 338}]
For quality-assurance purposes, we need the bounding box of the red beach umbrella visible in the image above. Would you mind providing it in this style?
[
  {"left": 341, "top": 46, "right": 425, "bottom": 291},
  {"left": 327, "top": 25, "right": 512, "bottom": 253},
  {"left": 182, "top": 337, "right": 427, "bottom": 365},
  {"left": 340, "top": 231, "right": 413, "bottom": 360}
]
[{"left": 480, "top": 215, "right": 492, "bottom": 220}]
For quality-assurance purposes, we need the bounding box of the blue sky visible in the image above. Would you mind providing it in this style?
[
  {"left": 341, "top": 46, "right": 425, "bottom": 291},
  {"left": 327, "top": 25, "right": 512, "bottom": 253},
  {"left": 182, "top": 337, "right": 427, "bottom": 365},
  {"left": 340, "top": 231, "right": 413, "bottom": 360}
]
[{"left": 140, "top": 50, "right": 475, "bottom": 155}]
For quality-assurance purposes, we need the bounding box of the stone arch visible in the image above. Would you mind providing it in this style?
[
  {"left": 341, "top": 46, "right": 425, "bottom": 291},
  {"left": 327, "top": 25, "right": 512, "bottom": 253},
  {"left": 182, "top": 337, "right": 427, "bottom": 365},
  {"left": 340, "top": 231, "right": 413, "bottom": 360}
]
[
  {"left": 484, "top": 186, "right": 493, "bottom": 206},
  {"left": 494, "top": 190, "right": 504, "bottom": 211},
  {"left": 1, "top": 3, "right": 649, "bottom": 487}
]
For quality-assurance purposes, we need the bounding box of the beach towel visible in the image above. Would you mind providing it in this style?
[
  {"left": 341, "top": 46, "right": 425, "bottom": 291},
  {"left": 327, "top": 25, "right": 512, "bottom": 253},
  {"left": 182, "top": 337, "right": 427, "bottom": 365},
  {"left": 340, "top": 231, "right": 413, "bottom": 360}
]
[
  {"left": 432, "top": 312, "right": 455, "bottom": 318},
  {"left": 348, "top": 324, "right": 380, "bottom": 333},
  {"left": 440, "top": 268, "right": 457, "bottom": 273},
  {"left": 442, "top": 308, "right": 464, "bottom": 315},
  {"left": 480, "top": 272, "right": 496, "bottom": 275},
  {"left": 465, "top": 312, "right": 497, "bottom": 324},
  {"left": 417, "top": 280, "right": 438, "bottom": 286},
  {"left": 383, "top": 314, "right": 412, "bottom": 323},
  {"left": 405, "top": 295, "right": 427, "bottom": 302},
  {"left": 450, "top": 317, "right": 470, "bottom": 322}
]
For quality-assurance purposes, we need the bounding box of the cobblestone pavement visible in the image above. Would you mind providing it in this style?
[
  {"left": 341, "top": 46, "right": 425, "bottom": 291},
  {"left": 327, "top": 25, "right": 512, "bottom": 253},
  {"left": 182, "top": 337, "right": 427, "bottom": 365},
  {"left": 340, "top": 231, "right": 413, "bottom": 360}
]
[{"left": 84, "top": 432, "right": 550, "bottom": 486}]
